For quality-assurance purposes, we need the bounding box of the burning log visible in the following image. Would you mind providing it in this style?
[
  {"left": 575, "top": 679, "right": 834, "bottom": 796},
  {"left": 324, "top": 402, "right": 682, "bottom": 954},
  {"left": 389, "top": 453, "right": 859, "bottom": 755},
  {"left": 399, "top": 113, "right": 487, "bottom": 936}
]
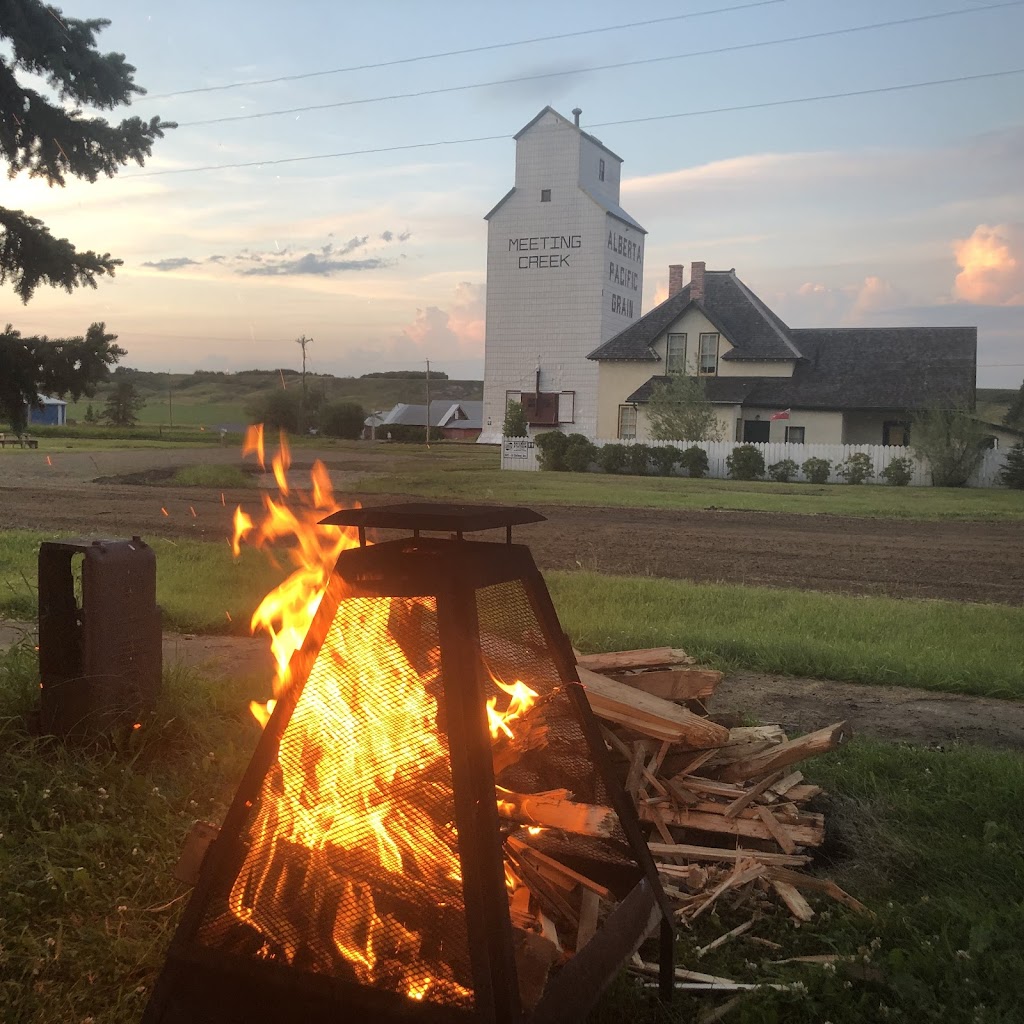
[{"left": 495, "top": 787, "right": 618, "bottom": 839}]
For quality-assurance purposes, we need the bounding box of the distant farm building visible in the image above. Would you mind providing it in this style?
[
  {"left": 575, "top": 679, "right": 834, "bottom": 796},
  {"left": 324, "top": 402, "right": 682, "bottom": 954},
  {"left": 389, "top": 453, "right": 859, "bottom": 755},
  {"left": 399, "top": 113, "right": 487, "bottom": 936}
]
[
  {"left": 26, "top": 395, "right": 67, "bottom": 427},
  {"left": 372, "top": 401, "right": 483, "bottom": 441}
]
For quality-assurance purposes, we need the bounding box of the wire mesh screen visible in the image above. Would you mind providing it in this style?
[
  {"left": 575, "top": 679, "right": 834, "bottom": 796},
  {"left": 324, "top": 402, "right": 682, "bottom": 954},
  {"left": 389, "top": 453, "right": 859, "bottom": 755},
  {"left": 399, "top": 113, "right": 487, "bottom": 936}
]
[
  {"left": 197, "top": 595, "right": 474, "bottom": 1010},
  {"left": 476, "top": 581, "right": 612, "bottom": 813}
]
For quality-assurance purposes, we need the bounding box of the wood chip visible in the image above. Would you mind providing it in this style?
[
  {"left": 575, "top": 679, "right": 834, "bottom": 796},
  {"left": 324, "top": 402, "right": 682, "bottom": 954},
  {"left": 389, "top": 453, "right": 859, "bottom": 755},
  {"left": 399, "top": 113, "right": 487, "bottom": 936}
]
[
  {"left": 648, "top": 842, "right": 810, "bottom": 867},
  {"left": 696, "top": 919, "right": 755, "bottom": 958},
  {"left": 770, "top": 879, "right": 814, "bottom": 922}
]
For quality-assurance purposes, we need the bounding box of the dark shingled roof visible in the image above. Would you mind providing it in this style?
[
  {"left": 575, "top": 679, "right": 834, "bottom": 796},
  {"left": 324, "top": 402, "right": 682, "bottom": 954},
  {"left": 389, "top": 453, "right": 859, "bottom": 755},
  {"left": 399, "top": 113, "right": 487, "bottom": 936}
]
[
  {"left": 624, "top": 327, "right": 977, "bottom": 411},
  {"left": 588, "top": 270, "right": 801, "bottom": 362}
]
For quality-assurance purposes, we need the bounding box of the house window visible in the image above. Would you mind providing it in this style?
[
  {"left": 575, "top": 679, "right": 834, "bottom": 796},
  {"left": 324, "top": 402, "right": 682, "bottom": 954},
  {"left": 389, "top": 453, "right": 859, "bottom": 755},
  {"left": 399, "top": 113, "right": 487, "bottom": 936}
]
[
  {"left": 540, "top": 189, "right": 551, "bottom": 202},
  {"left": 599, "top": 158, "right": 605, "bottom": 181},
  {"left": 785, "top": 426, "right": 805, "bottom": 444},
  {"left": 617, "top": 405, "right": 637, "bottom": 440},
  {"left": 698, "top": 333, "right": 719, "bottom": 375},
  {"left": 883, "top": 420, "right": 911, "bottom": 446},
  {"left": 666, "top": 333, "right": 687, "bottom": 374}
]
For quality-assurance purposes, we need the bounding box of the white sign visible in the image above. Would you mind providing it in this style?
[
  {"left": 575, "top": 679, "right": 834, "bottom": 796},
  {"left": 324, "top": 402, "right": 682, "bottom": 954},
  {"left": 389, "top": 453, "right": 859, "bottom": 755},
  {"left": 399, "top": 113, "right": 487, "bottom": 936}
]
[{"left": 502, "top": 438, "right": 533, "bottom": 460}]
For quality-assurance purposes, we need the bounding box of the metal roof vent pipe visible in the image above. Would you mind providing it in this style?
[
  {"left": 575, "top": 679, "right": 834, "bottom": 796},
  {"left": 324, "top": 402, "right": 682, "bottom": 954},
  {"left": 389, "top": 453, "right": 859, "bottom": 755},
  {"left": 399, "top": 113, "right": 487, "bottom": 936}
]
[{"left": 572, "top": 107, "right": 582, "bottom": 126}]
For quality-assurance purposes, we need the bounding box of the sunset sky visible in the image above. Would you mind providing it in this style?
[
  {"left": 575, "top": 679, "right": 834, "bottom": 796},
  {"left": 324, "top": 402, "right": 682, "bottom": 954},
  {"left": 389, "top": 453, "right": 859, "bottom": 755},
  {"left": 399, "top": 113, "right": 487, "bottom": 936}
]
[{"left": 5, "top": 0, "right": 1024, "bottom": 386}]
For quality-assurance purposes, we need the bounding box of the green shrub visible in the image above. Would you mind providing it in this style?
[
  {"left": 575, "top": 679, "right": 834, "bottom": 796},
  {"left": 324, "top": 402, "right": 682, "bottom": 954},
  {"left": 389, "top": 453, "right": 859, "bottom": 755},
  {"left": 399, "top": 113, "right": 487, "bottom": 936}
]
[
  {"left": 648, "top": 445, "right": 680, "bottom": 477},
  {"left": 801, "top": 457, "right": 832, "bottom": 484},
  {"left": 837, "top": 452, "right": 875, "bottom": 485},
  {"left": 383, "top": 424, "right": 427, "bottom": 443},
  {"left": 726, "top": 444, "right": 764, "bottom": 480},
  {"left": 597, "top": 443, "right": 628, "bottom": 474},
  {"left": 1001, "top": 441, "right": 1024, "bottom": 489},
  {"left": 767, "top": 458, "right": 799, "bottom": 482},
  {"left": 534, "top": 431, "right": 570, "bottom": 471},
  {"left": 678, "top": 445, "right": 709, "bottom": 478},
  {"left": 563, "top": 434, "right": 597, "bottom": 473},
  {"left": 320, "top": 400, "right": 365, "bottom": 439},
  {"left": 880, "top": 455, "right": 914, "bottom": 487},
  {"left": 625, "top": 443, "right": 652, "bottom": 476}
]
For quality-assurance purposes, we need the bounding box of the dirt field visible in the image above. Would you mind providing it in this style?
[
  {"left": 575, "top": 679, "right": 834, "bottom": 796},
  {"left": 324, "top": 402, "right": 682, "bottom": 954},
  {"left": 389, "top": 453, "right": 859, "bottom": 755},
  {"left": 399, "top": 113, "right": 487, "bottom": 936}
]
[{"left": 1, "top": 447, "right": 1022, "bottom": 604}]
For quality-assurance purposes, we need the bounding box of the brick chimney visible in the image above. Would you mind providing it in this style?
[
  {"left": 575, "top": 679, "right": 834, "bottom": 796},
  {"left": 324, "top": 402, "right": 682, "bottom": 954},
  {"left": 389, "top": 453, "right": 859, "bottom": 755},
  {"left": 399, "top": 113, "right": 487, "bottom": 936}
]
[
  {"left": 690, "top": 261, "right": 706, "bottom": 303},
  {"left": 668, "top": 264, "right": 684, "bottom": 298}
]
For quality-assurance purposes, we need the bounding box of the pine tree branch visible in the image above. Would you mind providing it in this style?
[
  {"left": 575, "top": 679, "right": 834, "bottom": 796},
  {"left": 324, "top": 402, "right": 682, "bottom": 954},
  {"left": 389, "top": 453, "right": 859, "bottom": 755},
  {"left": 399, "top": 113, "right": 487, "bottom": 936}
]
[
  {"left": 0, "top": 206, "right": 119, "bottom": 301},
  {"left": 0, "top": 0, "right": 141, "bottom": 107}
]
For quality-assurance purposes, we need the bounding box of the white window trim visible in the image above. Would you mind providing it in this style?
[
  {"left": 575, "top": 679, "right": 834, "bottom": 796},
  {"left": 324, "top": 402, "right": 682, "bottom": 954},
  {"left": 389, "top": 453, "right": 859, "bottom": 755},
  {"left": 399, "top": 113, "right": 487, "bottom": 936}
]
[
  {"left": 666, "top": 333, "right": 687, "bottom": 374},
  {"left": 617, "top": 404, "right": 637, "bottom": 440},
  {"left": 784, "top": 425, "right": 805, "bottom": 443},
  {"left": 557, "top": 391, "right": 575, "bottom": 424},
  {"left": 698, "top": 332, "right": 720, "bottom": 376}
]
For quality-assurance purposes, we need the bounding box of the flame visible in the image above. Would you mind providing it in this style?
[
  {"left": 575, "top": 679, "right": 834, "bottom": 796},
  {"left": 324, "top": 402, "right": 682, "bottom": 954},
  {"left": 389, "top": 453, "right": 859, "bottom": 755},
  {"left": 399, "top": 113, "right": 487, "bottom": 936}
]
[
  {"left": 242, "top": 423, "right": 265, "bottom": 470},
  {"left": 486, "top": 677, "right": 539, "bottom": 740},
  {"left": 227, "top": 429, "right": 544, "bottom": 1005}
]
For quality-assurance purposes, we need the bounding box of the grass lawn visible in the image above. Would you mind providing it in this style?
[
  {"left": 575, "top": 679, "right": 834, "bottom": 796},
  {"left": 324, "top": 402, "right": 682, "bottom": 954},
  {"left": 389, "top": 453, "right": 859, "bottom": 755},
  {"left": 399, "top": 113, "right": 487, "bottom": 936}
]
[
  {"left": 2, "top": 532, "right": 1022, "bottom": 698},
  {"left": 1, "top": 643, "right": 1021, "bottom": 1024},
  {"left": 356, "top": 460, "right": 1024, "bottom": 521}
]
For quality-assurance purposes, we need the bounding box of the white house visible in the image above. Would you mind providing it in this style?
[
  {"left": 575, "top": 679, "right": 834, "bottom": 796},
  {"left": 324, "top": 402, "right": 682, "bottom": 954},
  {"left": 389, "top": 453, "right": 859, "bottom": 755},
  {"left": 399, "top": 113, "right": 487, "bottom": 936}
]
[
  {"left": 479, "top": 106, "right": 646, "bottom": 442},
  {"left": 588, "top": 262, "right": 978, "bottom": 445}
]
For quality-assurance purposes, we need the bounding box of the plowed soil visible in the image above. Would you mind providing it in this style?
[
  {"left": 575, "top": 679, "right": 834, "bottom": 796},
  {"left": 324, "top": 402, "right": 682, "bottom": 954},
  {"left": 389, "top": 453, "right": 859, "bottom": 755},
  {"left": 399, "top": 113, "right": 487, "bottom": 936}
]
[{"left": 2, "top": 472, "right": 1022, "bottom": 605}]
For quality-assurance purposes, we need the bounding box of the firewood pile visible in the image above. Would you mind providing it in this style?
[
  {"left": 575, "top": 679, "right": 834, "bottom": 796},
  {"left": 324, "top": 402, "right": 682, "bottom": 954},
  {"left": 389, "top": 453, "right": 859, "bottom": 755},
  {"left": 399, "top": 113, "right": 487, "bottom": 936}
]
[{"left": 572, "top": 646, "right": 869, "bottom": 990}]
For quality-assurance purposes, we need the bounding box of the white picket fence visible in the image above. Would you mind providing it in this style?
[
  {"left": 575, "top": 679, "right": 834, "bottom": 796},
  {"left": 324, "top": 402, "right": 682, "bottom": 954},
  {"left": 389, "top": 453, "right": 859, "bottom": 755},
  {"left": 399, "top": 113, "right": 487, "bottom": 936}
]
[{"left": 499, "top": 436, "right": 1009, "bottom": 488}]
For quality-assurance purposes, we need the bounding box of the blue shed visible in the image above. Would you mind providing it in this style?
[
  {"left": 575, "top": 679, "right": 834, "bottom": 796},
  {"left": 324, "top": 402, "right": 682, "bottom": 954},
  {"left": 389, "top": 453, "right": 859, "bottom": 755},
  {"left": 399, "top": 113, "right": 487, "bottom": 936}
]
[{"left": 27, "top": 395, "right": 67, "bottom": 427}]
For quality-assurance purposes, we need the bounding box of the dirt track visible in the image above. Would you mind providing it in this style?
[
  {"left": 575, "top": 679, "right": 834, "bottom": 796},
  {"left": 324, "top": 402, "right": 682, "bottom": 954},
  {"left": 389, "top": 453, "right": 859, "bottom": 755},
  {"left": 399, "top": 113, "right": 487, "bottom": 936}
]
[{"left": 2, "top": 478, "right": 1022, "bottom": 605}]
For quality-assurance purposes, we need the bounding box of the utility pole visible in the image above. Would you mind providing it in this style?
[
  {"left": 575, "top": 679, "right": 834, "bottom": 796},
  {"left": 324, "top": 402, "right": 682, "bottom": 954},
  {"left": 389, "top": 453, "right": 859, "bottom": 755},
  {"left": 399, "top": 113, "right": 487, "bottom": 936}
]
[
  {"left": 425, "top": 358, "right": 431, "bottom": 446},
  {"left": 295, "top": 335, "right": 312, "bottom": 435},
  {"left": 168, "top": 370, "right": 173, "bottom": 428}
]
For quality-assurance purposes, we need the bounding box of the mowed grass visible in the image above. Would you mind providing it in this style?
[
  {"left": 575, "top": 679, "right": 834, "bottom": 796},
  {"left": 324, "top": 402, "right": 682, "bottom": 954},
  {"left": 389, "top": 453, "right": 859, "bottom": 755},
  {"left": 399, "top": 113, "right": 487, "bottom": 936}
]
[
  {"left": 1, "top": 641, "right": 1022, "bottom": 1024},
  {"left": 357, "top": 462, "right": 1024, "bottom": 521},
  {"left": 2, "top": 532, "right": 1022, "bottom": 698},
  {"left": 549, "top": 572, "right": 1024, "bottom": 698}
]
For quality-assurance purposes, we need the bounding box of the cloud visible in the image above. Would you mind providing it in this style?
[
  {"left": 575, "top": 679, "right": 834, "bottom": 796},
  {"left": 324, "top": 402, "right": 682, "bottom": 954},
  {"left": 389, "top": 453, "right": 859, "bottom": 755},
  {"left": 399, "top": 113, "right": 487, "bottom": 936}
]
[
  {"left": 240, "top": 254, "right": 388, "bottom": 277},
  {"left": 141, "top": 256, "right": 200, "bottom": 272},
  {"left": 400, "top": 282, "right": 485, "bottom": 354},
  {"left": 852, "top": 275, "right": 904, "bottom": 316},
  {"left": 952, "top": 223, "right": 1024, "bottom": 305}
]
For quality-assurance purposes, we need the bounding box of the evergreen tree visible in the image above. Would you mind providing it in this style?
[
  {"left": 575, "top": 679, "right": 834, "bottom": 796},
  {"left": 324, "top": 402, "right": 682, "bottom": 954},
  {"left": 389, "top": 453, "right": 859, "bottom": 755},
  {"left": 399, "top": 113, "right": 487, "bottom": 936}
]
[
  {"left": 502, "top": 400, "right": 528, "bottom": 437},
  {"left": 101, "top": 379, "right": 144, "bottom": 427},
  {"left": 0, "top": 1, "right": 172, "bottom": 428},
  {"left": 647, "top": 373, "right": 724, "bottom": 442}
]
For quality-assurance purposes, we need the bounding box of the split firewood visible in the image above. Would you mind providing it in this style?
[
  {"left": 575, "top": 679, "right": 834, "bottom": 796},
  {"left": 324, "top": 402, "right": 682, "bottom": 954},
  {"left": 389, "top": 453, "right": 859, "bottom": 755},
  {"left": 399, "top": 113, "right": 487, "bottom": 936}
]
[
  {"left": 576, "top": 647, "right": 693, "bottom": 673},
  {"left": 765, "top": 866, "right": 871, "bottom": 916},
  {"left": 639, "top": 804, "right": 824, "bottom": 848},
  {"left": 717, "top": 722, "right": 849, "bottom": 784},
  {"left": 495, "top": 787, "right": 617, "bottom": 838},
  {"left": 689, "top": 862, "right": 768, "bottom": 922},
  {"left": 763, "top": 771, "right": 803, "bottom": 802},
  {"left": 756, "top": 806, "right": 799, "bottom": 855},
  {"left": 648, "top": 842, "right": 811, "bottom": 867},
  {"left": 576, "top": 666, "right": 730, "bottom": 748},
  {"left": 576, "top": 889, "right": 602, "bottom": 950},
  {"left": 696, "top": 919, "right": 755, "bottom": 958},
  {"left": 702, "top": 726, "right": 788, "bottom": 768},
  {"left": 608, "top": 667, "right": 724, "bottom": 702},
  {"left": 505, "top": 835, "right": 612, "bottom": 899},
  {"left": 770, "top": 879, "right": 815, "bottom": 922},
  {"left": 509, "top": 885, "right": 536, "bottom": 930},
  {"left": 492, "top": 693, "right": 553, "bottom": 776},
  {"left": 724, "top": 771, "right": 788, "bottom": 819}
]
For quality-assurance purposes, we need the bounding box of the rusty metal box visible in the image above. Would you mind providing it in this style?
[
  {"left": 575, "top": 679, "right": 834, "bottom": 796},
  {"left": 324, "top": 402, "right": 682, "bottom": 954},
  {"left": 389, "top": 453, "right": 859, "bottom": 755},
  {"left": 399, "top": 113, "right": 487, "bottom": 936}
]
[{"left": 38, "top": 537, "right": 161, "bottom": 736}]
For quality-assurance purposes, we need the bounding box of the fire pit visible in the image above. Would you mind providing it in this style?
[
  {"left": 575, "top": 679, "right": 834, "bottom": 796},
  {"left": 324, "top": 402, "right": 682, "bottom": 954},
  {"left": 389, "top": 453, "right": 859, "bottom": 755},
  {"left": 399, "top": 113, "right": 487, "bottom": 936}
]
[{"left": 142, "top": 502, "right": 672, "bottom": 1024}]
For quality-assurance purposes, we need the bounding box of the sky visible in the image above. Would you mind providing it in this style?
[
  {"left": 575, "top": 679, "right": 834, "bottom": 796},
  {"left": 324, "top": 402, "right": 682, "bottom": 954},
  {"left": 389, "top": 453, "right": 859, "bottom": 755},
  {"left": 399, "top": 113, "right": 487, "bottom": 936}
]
[{"left": 4, "top": 0, "right": 1024, "bottom": 386}]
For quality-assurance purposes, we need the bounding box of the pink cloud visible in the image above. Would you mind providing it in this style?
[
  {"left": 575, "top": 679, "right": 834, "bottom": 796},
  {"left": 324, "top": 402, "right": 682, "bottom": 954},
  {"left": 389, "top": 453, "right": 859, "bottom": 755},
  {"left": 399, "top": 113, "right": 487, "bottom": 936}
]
[
  {"left": 952, "top": 223, "right": 1024, "bottom": 305},
  {"left": 401, "top": 281, "right": 484, "bottom": 355}
]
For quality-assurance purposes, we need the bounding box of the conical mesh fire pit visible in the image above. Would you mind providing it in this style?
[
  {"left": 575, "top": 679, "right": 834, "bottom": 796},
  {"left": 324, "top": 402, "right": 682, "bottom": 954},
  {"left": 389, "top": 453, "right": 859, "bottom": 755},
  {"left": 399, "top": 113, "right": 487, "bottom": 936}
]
[{"left": 143, "top": 504, "right": 673, "bottom": 1024}]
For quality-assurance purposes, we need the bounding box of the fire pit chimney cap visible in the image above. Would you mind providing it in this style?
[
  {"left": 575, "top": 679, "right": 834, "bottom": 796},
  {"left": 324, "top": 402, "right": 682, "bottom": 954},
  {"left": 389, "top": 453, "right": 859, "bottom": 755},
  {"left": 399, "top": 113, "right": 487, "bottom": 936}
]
[{"left": 319, "top": 501, "right": 546, "bottom": 536}]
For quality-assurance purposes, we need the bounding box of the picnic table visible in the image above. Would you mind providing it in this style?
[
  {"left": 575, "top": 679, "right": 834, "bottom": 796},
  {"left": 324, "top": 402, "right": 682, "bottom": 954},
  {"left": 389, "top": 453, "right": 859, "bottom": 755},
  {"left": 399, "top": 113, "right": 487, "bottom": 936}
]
[{"left": 0, "top": 434, "right": 38, "bottom": 449}]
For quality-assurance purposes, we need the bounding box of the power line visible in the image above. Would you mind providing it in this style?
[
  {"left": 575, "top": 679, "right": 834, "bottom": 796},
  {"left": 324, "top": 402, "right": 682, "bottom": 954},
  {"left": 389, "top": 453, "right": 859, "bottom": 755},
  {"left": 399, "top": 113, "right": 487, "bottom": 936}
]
[
  {"left": 129, "top": 66, "right": 1024, "bottom": 178},
  {"left": 144, "top": 0, "right": 786, "bottom": 101},
  {"left": 175, "top": 2, "right": 1024, "bottom": 129}
]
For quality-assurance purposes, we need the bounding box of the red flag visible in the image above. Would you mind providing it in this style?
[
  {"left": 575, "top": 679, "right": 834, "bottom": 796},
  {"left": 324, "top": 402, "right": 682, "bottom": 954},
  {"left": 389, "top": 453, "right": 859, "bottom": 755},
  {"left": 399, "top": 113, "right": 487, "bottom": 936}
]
[{"left": 770, "top": 409, "right": 791, "bottom": 421}]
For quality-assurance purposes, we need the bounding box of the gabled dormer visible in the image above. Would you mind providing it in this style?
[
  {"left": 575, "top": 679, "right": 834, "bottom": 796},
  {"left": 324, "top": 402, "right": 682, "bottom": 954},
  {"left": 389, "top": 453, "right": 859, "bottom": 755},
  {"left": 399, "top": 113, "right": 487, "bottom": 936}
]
[{"left": 588, "top": 262, "right": 801, "bottom": 377}]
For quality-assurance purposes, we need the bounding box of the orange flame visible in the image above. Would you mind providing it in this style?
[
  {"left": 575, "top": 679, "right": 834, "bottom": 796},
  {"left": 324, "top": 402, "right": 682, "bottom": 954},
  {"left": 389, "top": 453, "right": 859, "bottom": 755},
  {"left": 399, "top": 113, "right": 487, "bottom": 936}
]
[
  {"left": 486, "top": 678, "right": 539, "bottom": 740},
  {"left": 242, "top": 423, "right": 265, "bottom": 470},
  {"left": 160, "top": 507, "right": 169, "bottom": 517}
]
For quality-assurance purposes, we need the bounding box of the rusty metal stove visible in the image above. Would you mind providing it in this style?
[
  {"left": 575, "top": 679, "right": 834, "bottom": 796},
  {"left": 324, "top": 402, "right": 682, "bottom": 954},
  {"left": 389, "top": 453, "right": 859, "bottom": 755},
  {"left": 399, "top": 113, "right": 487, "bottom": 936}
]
[{"left": 142, "top": 503, "right": 673, "bottom": 1024}]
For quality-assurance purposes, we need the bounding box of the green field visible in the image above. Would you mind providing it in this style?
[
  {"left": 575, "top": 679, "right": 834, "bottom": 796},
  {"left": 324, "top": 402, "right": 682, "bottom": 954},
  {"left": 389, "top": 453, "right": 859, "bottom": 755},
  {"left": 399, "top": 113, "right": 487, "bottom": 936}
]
[
  {"left": 3, "top": 531, "right": 1022, "bottom": 698},
  {"left": 61, "top": 368, "right": 482, "bottom": 428},
  {"left": 358, "top": 459, "right": 1024, "bottom": 520}
]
